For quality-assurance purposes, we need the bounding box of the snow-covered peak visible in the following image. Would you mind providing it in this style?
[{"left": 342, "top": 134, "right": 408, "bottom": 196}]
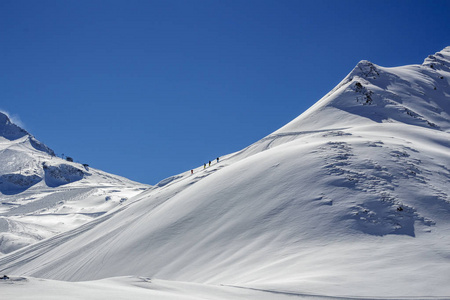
[
  {"left": 0, "top": 111, "right": 148, "bottom": 255},
  {"left": 0, "top": 112, "right": 55, "bottom": 156},
  {"left": 423, "top": 46, "right": 450, "bottom": 71},
  {"left": 348, "top": 60, "right": 381, "bottom": 79},
  {"left": 0, "top": 112, "right": 28, "bottom": 141},
  {"left": 273, "top": 46, "right": 450, "bottom": 136}
]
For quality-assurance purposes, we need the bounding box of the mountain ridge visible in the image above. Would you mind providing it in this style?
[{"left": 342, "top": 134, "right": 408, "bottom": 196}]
[
  {"left": 1, "top": 47, "right": 450, "bottom": 298},
  {"left": 275, "top": 47, "right": 450, "bottom": 136},
  {"left": 0, "top": 112, "right": 55, "bottom": 156},
  {"left": 0, "top": 111, "right": 148, "bottom": 255}
]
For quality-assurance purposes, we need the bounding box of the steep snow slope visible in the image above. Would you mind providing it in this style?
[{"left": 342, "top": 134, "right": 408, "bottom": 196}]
[
  {"left": 1, "top": 47, "right": 450, "bottom": 298},
  {"left": 0, "top": 112, "right": 148, "bottom": 254}
]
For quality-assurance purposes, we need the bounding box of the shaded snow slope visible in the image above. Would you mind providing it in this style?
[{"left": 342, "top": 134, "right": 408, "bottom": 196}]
[
  {"left": 1, "top": 48, "right": 450, "bottom": 298},
  {"left": 0, "top": 112, "right": 148, "bottom": 254}
]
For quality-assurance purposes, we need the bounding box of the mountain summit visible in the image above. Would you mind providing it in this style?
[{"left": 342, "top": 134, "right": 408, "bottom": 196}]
[
  {"left": 0, "top": 112, "right": 28, "bottom": 141},
  {"left": 1, "top": 48, "right": 450, "bottom": 298},
  {"left": 275, "top": 46, "right": 450, "bottom": 134},
  {"left": 0, "top": 112, "right": 55, "bottom": 156}
]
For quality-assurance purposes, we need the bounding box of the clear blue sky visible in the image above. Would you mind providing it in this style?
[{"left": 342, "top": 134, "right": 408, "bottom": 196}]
[{"left": 1, "top": 0, "right": 449, "bottom": 184}]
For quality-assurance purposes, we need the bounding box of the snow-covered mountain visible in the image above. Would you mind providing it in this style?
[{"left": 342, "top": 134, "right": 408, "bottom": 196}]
[
  {"left": 1, "top": 47, "right": 450, "bottom": 299},
  {"left": 0, "top": 112, "right": 148, "bottom": 254}
]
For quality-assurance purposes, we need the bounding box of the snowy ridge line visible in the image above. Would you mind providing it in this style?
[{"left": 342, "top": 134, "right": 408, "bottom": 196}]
[
  {"left": 152, "top": 157, "right": 227, "bottom": 191},
  {"left": 161, "top": 127, "right": 341, "bottom": 183}
]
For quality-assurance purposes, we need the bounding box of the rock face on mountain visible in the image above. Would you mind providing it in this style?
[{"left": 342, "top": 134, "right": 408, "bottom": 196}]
[{"left": 1, "top": 48, "right": 450, "bottom": 298}]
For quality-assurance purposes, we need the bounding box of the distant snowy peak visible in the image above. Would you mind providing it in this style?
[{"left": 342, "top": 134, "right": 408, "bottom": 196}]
[
  {"left": 0, "top": 113, "right": 148, "bottom": 255},
  {"left": 0, "top": 112, "right": 55, "bottom": 156},
  {"left": 274, "top": 46, "right": 450, "bottom": 134},
  {"left": 0, "top": 112, "right": 28, "bottom": 141}
]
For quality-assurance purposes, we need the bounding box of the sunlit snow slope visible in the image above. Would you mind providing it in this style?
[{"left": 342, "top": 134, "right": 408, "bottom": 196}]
[
  {"left": 1, "top": 47, "right": 450, "bottom": 298},
  {"left": 0, "top": 112, "right": 148, "bottom": 254}
]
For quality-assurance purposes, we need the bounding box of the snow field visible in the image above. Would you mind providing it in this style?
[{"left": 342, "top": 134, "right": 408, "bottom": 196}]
[{"left": 1, "top": 47, "right": 450, "bottom": 299}]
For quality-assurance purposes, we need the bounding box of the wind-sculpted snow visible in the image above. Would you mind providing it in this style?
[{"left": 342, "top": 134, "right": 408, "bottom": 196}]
[{"left": 1, "top": 47, "right": 450, "bottom": 299}]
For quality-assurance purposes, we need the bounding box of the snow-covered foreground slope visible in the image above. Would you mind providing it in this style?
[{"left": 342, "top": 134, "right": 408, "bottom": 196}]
[
  {"left": 2, "top": 276, "right": 374, "bottom": 300},
  {"left": 9, "top": 276, "right": 428, "bottom": 300},
  {"left": 0, "top": 112, "right": 148, "bottom": 254},
  {"left": 1, "top": 47, "right": 450, "bottom": 299}
]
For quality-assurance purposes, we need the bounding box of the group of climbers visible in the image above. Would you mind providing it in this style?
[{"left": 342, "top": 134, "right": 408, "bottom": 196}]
[
  {"left": 204, "top": 157, "right": 219, "bottom": 169},
  {"left": 191, "top": 157, "right": 220, "bottom": 174}
]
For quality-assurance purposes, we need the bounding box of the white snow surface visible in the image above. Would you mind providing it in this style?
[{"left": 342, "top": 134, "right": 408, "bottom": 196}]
[
  {"left": 0, "top": 113, "right": 148, "bottom": 254},
  {"left": 1, "top": 47, "right": 450, "bottom": 299},
  {"left": 3, "top": 276, "right": 401, "bottom": 300}
]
